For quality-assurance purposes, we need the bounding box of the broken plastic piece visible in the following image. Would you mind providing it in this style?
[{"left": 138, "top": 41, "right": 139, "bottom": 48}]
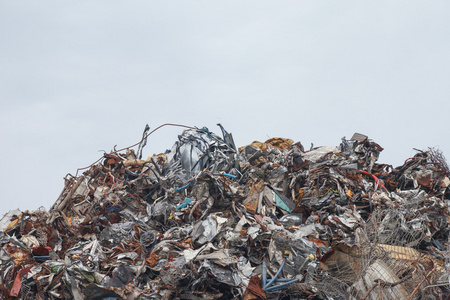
[
  {"left": 175, "top": 183, "right": 190, "bottom": 192},
  {"left": 213, "top": 172, "right": 237, "bottom": 178},
  {"left": 262, "top": 261, "right": 299, "bottom": 292},
  {"left": 176, "top": 197, "right": 193, "bottom": 210}
]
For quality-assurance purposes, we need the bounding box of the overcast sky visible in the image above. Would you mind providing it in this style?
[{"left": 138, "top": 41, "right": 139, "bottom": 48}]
[{"left": 1, "top": 1, "right": 449, "bottom": 214}]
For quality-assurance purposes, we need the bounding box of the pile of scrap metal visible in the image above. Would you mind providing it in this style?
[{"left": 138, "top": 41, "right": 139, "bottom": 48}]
[{"left": 2, "top": 125, "right": 450, "bottom": 300}]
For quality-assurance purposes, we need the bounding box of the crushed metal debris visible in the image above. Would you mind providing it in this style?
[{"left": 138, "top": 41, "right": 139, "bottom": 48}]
[{"left": 2, "top": 124, "right": 450, "bottom": 300}]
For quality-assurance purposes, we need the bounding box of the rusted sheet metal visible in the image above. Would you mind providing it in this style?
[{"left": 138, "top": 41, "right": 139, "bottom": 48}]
[{"left": 1, "top": 126, "right": 449, "bottom": 299}]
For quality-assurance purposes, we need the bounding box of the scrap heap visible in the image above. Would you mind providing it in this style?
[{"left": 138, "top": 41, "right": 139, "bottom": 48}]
[{"left": 2, "top": 124, "right": 450, "bottom": 300}]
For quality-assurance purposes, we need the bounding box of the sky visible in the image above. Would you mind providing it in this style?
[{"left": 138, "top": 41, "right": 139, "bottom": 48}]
[{"left": 1, "top": 1, "right": 449, "bottom": 214}]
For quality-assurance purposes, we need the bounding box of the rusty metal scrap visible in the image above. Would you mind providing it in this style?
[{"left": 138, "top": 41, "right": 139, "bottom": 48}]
[{"left": 2, "top": 124, "right": 450, "bottom": 299}]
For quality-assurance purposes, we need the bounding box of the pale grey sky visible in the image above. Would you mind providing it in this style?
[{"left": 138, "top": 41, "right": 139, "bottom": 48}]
[{"left": 1, "top": 1, "right": 449, "bottom": 214}]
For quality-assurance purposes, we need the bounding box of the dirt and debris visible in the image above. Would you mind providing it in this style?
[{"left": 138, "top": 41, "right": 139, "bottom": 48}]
[{"left": 2, "top": 124, "right": 450, "bottom": 299}]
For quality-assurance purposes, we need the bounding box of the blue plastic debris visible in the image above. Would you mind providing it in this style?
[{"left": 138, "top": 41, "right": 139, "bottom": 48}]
[
  {"left": 213, "top": 172, "right": 237, "bottom": 178},
  {"left": 262, "top": 261, "right": 299, "bottom": 292},
  {"left": 176, "top": 197, "right": 193, "bottom": 211},
  {"left": 175, "top": 183, "right": 190, "bottom": 192}
]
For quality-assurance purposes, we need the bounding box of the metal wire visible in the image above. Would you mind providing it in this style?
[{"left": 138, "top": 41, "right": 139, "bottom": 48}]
[{"left": 74, "top": 123, "right": 195, "bottom": 177}]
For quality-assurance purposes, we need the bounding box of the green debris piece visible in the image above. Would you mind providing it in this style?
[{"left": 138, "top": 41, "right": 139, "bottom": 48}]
[{"left": 275, "top": 193, "right": 291, "bottom": 213}]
